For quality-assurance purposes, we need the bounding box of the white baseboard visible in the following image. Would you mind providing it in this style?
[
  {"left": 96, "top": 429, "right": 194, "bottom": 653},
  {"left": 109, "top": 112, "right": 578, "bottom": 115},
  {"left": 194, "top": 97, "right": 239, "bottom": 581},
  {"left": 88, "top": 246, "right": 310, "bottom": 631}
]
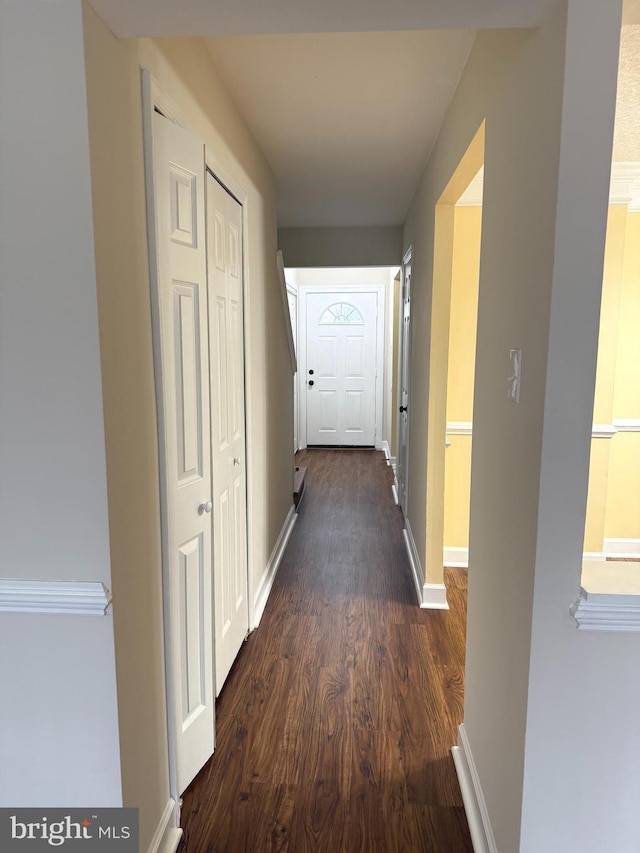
[
  {"left": 252, "top": 505, "right": 297, "bottom": 629},
  {"left": 381, "top": 440, "right": 397, "bottom": 471},
  {"left": 583, "top": 551, "right": 606, "bottom": 562},
  {"left": 423, "top": 583, "right": 449, "bottom": 609},
  {"left": 604, "top": 538, "right": 640, "bottom": 559},
  {"left": 451, "top": 724, "right": 497, "bottom": 853},
  {"left": 147, "top": 799, "right": 182, "bottom": 853},
  {"left": 444, "top": 546, "right": 469, "bottom": 568},
  {"left": 403, "top": 521, "right": 449, "bottom": 610},
  {"left": 391, "top": 484, "right": 399, "bottom": 505}
]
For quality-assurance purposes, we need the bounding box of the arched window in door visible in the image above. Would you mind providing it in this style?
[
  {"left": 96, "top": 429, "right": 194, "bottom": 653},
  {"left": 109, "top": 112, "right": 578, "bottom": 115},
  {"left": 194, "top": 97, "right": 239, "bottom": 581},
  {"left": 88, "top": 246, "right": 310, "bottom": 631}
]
[{"left": 319, "top": 302, "right": 364, "bottom": 325}]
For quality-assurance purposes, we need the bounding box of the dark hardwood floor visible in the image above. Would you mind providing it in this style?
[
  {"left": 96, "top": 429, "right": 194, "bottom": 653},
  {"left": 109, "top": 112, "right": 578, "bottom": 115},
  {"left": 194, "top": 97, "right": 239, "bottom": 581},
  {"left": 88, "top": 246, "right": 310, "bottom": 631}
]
[{"left": 178, "top": 449, "right": 472, "bottom": 852}]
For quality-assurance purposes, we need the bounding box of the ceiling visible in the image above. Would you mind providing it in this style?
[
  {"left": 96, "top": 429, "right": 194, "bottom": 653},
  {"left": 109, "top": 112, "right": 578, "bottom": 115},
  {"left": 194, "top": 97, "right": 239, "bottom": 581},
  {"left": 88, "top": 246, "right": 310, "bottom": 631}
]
[
  {"left": 205, "top": 31, "right": 475, "bottom": 226},
  {"left": 88, "top": 0, "right": 640, "bottom": 228}
]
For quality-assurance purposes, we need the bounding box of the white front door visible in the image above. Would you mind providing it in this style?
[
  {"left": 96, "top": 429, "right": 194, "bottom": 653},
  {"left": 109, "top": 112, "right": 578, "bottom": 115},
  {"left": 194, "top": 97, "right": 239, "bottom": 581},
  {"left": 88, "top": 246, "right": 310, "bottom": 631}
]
[
  {"left": 304, "top": 290, "right": 380, "bottom": 447},
  {"left": 396, "top": 248, "right": 412, "bottom": 513},
  {"left": 151, "top": 112, "right": 215, "bottom": 793},
  {"left": 206, "top": 173, "right": 249, "bottom": 696}
]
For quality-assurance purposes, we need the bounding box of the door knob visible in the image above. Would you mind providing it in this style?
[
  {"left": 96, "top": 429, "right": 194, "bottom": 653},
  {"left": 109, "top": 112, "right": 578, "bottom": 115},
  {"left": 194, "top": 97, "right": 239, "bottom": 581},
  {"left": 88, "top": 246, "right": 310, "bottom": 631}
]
[
  {"left": 198, "top": 500, "right": 213, "bottom": 514},
  {"left": 308, "top": 380, "right": 314, "bottom": 387},
  {"left": 309, "top": 369, "right": 314, "bottom": 375},
  {"left": 399, "top": 405, "right": 408, "bottom": 413}
]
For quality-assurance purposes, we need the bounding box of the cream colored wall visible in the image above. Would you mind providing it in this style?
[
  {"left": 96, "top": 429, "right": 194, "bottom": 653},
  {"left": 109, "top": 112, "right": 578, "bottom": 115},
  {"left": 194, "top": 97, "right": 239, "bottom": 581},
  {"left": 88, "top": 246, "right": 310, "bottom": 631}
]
[
  {"left": 443, "top": 205, "right": 482, "bottom": 551},
  {"left": 425, "top": 203, "right": 455, "bottom": 583},
  {"left": 82, "top": 6, "right": 293, "bottom": 850},
  {"left": 584, "top": 207, "right": 640, "bottom": 552}
]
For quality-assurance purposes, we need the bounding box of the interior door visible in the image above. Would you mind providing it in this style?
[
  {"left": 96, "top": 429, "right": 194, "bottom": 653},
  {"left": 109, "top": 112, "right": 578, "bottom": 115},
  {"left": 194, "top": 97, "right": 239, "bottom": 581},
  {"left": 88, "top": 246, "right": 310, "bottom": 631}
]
[
  {"left": 151, "top": 112, "right": 215, "bottom": 793},
  {"left": 396, "top": 248, "right": 412, "bottom": 513},
  {"left": 206, "top": 173, "right": 249, "bottom": 696},
  {"left": 305, "top": 290, "right": 378, "bottom": 446}
]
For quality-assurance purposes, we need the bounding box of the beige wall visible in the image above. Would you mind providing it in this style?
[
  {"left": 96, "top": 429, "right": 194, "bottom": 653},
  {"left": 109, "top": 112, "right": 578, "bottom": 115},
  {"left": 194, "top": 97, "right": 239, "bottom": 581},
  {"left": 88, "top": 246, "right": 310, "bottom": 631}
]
[
  {"left": 83, "top": 6, "right": 293, "bottom": 849},
  {"left": 278, "top": 226, "right": 403, "bottom": 267}
]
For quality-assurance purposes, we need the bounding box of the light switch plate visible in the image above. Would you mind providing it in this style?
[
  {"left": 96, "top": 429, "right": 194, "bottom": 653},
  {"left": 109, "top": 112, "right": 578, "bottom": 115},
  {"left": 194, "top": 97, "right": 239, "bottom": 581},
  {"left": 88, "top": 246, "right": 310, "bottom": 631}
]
[{"left": 508, "top": 349, "right": 522, "bottom": 403}]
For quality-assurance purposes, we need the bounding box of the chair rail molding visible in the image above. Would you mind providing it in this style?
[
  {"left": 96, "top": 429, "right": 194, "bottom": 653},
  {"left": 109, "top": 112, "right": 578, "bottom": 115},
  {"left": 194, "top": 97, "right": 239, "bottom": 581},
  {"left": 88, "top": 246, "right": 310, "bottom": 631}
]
[
  {"left": 0, "top": 579, "right": 113, "bottom": 615},
  {"left": 571, "top": 588, "right": 640, "bottom": 632}
]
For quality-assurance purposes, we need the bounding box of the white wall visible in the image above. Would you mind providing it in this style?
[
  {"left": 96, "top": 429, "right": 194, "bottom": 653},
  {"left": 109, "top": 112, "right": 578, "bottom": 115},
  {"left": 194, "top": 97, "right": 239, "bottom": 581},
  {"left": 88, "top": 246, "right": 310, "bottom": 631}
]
[{"left": 0, "top": 0, "right": 121, "bottom": 805}]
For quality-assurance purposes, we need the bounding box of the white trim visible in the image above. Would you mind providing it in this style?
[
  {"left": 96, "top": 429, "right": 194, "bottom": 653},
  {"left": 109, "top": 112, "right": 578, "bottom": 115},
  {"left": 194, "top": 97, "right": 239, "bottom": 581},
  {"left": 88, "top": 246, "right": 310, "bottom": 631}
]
[
  {"left": 391, "top": 483, "right": 399, "bottom": 505},
  {"left": 141, "top": 66, "right": 182, "bottom": 817},
  {"left": 396, "top": 246, "right": 412, "bottom": 514},
  {"left": 0, "top": 579, "right": 112, "bottom": 615},
  {"left": 570, "top": 588, "right": 640, "bottom": 632},
  {"left": 444, "top": 422, "right": 629, "bottom": 439},
  {"left": 147, "top": 799, "right": 182, "bottom": 853},
  {"left": 604, "top": 538, "right": 640, "bottom": 559},
  {"left": 381, "top": 441, "right": 397, "bottom": 471},
  {"left": 451, "top": 724, "right": 497, "bottom": 853},
  {"left": 609, "top": 162, "right": 640, "bottom": 209},
  {"left": 252, "top": 506, "right": 297, "bottom": 629},
  {"left": 403, "top": 521, "right": 449, "bottom": 610},
  {"left": 444, "top": 546, "right": 469, "bottom": 568},
  {"left": 423, "top": 583, "right": 449, "bottom": 609},
  {"left": 612, "top": 418, "right": 640, "bottom": 433},
  {"left": 276, "top": 250, "right": 297, "bottom": 373},
  {"left": 446, "top": 421, "right": 473, "bottom": 436},
  {"left": 403, "top": 522, "right": 424, "bottom": 606},
  {"left": 592, "top": 423, "right": 617, "bottom": 438},
  {"left": 583, "top": 551, "right": 606, "bottom": 561}
]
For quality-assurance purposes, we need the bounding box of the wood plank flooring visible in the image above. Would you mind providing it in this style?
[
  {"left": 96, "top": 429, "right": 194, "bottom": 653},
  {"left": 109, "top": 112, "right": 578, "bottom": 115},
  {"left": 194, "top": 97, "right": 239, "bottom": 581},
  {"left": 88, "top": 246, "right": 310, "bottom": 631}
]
[{"left": 178, "top": 449, "right": 472, "bottom": 852}]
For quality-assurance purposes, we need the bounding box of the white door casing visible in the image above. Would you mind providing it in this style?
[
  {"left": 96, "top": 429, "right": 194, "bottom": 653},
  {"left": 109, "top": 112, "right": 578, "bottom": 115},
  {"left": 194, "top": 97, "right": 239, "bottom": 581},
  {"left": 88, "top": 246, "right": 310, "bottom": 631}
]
[
  {"left": 206, "top": 173, "right": 250, "bottom": 696},
  {"left": 150, "top": 111, "right": 215, "bottom": 794},
  {"left": 286, "top": 283, "right": 299, "bottom": 452},
  {"left": 396, "top": 247, "right": 412, "bottom": 514},
  {"left": 300, "top": 287, "right": 384, "bottom": 448}
]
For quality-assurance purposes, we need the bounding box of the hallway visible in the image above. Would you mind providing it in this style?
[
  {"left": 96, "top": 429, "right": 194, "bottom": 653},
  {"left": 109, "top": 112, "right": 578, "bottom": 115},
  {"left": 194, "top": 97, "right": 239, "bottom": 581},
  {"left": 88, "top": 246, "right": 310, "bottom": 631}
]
[{"left": 178, "top": 449, "right": 472, "bottom": 851}]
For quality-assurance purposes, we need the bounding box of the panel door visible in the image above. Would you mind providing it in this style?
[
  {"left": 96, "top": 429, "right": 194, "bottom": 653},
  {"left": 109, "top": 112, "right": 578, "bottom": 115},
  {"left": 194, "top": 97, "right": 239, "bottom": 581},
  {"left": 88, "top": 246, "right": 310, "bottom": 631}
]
[
  {"left": 305, "top": 291, "right": 378, "bottom": 446},
  {"left": 206, "top": 173, "right": 249, "bottom": 696},
  {"left": 397, "top": 250, "right": 412, "bottom": 513},
  {"left": 152, "top": 112, "right": 214, "bottom": 793}
]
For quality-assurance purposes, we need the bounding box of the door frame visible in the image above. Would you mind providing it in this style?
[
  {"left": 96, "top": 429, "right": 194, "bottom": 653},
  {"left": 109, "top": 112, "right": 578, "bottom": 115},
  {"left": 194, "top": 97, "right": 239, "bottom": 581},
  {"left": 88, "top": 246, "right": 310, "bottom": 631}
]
[
  {"left": 141, "top": 70, "right": 253, "bottom": 820},
  {"left": 396, "top": 246, "right": 413, "bottom": 516},
  {"left": 285, "top": 280, "right": 299, "bottom": 452},
  {"left": 298, "top": 284, "right": 386, "bottom": 450}
]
